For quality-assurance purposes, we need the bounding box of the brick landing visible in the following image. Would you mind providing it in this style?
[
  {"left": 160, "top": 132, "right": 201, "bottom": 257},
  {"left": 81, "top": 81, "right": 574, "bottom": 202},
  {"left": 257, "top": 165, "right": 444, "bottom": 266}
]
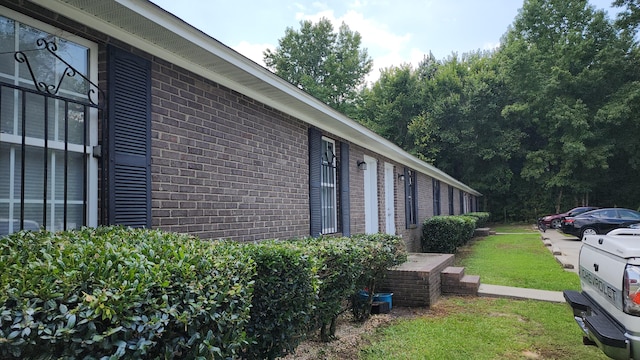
[
  {"left": 379, "top": 253, "right": 455, "bottom": 307},
  {"left": 379, "top": 253, "right": 481, "bottom": 307}
]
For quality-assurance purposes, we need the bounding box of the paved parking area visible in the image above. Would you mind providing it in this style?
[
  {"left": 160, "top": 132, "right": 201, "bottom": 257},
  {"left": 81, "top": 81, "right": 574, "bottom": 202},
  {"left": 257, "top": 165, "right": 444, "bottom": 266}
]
[{"left": 540, "top": 228, "right": 581, "bottom": 273}]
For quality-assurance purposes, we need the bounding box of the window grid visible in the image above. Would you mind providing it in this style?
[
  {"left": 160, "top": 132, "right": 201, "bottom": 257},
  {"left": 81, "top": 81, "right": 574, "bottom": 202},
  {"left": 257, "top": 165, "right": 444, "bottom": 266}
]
[
  {"left": 0, "top": 13, "right": 97, "bottom": 235},
  {"left": 321, "top": 137, "right": 337, "bottom": 234}
]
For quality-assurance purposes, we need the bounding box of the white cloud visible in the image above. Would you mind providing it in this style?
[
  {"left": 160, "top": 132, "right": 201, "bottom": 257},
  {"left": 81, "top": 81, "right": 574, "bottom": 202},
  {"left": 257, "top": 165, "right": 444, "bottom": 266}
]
[{"left": 233, "top": 41, "right": 273, "bottom": 67}]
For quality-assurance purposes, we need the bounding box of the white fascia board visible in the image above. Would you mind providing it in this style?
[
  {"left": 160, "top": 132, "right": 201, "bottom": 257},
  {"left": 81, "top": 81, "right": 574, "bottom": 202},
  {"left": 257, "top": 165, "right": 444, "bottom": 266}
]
[{"left": 29, "top": 0, "right": 481, "bottom": 196}]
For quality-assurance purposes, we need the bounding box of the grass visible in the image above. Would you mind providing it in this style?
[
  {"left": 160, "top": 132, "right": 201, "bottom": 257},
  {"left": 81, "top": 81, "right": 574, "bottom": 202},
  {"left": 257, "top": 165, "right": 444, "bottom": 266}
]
[
  {"left": 490, "top": 223, "right": 537, "bottom": 233},
  {"left": 358, "top": 224, "right": 604, "bottom": 360},
  {"left": 455, "top": 227, "right": 580, "bottom": 291},
  {"left": 361, "top": 297, "right": 608, "bottom": 360}
]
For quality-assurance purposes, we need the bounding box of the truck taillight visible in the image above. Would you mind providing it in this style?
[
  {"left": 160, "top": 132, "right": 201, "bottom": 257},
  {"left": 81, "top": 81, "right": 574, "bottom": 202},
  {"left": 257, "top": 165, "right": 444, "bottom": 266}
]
[{"left": 623, "top": 265, "right": 640, "bottom": 316}]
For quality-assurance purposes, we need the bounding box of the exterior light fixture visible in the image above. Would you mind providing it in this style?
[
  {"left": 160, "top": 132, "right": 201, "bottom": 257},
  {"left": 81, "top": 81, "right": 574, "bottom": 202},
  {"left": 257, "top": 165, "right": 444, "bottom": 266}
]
[
  {"left": 398, "top": 173, "right": 405, "bottom": 180},
  {"left": 357, "top": 160, "right": 367, "bottom": 170}
]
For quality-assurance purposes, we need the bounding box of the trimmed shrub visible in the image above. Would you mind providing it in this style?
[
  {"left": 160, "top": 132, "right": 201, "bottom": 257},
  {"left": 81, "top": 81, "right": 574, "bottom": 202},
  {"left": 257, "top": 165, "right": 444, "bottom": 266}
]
[
  {"left": 464, "top": 212, "right": 491, "bottom": 228},
  {"left": 1, "top": 228, "right": 408, "bottom": 359},
  {"left": 294, "top": 234, "right": 407, "bottom": 340},
  {"left": 241, "top": 241, "right": 318, "bottom": 360},
  {"left": 421, "top": 215, "right": 478, "bottom": 253},
  {"left": 293, "top": 236, "right": 367, "bottom": 341},
  {"left": 0, "top": 226, "right": 255, "bottom": 359}
]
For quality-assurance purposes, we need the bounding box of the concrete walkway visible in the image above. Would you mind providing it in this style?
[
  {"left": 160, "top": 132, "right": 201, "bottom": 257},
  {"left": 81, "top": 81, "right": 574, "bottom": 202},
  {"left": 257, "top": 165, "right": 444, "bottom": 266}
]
[
  {"left": 479, "top": 284, "right": 566, "bottom": 303},
  {"left": 540, "top": 228, "right": 581, "bottom": 273},
  {"left": 477, "top": 227, "right": 580, "bottom": 303}
]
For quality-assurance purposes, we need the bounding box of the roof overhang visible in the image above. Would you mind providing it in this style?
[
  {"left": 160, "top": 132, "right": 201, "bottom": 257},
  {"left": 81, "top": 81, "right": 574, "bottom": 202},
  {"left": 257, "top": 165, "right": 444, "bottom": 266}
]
[{"left": 28, "top": 0, "right": 481, "bottom": 196}]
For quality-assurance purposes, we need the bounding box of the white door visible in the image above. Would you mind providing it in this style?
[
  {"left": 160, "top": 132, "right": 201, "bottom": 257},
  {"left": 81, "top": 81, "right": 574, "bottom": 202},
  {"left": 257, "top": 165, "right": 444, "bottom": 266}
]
[
  {"left": 384, "top": 163, "right": 396, "bottom": 235},
  {"left": 363, "top": 155, "right": 379, "bottom": 234}
]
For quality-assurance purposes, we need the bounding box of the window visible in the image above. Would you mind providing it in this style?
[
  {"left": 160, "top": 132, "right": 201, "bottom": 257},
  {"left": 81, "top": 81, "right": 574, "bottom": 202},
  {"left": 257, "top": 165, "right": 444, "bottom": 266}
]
[
  {"left": 321, "top": 137, "right": 337, "bottom": 234},
  {"left": 404, "top": 168, "right": 417, "bottom": 228},
  {"left": 433, "top": 179, "right": 441, "bottom": 216},
  {"left": 0, "top": 9, "right": 98, "bottom": 235}
]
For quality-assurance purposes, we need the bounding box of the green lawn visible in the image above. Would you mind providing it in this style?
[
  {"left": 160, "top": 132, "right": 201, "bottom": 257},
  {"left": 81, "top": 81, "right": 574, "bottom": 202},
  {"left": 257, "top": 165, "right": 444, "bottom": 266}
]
[
  {"left": 361, "top": 297, "right": 608, "bottom": 360},
  {"left": 455, "top": 227, "right": 580, "bottom": 291},
  {"left": 359, "top": 225, "right": 604, "bottom": 360},
  {"left": 490, "top": 223, "right": 537, "bottom": 233}
]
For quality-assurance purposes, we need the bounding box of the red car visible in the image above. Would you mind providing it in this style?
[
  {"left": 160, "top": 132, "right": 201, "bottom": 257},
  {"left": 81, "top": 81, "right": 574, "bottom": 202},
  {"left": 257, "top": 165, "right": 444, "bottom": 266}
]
[{"left": 538, "top": 206, "right": 599, "bottom": 229}]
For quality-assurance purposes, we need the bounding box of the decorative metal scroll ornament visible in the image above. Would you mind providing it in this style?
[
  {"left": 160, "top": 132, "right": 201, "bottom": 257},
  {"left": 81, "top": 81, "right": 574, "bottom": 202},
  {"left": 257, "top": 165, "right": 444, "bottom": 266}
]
[
  {"left": 13, "top": 38, "right": 104, "bottom": 107},
  {"left": 323, "top": 146, "right": 337, "bottom": 167}
]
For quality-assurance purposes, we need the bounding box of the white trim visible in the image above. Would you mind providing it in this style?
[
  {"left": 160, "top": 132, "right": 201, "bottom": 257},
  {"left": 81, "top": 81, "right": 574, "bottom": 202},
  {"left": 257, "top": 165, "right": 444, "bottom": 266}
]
[
  {"left": 1, "top": 5, "right": 97, "bottom": 51},
  {"left": 364, "top": 155, "right": 378, "bottom": 235},
  {"left": 384, "top": 162, "right": 396, "bottom": 235}
]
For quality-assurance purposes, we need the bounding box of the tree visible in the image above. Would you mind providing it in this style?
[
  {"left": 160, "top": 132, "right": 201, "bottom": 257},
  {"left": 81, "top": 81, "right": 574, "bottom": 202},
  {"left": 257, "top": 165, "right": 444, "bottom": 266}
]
[
  {"left": 408, "top": 51, "right": 524, "bottom": 213},
  {"left": 356, "top": 63, "right": 423, "bottom": 151},
  {"left": 613, "top": 0, "right": 640, "bottom": 32},
  {"left": 264, "top": 18, "right": 373, "bottom": 116},
  {"left": 498, "top": 0, "right": 635, "bottom": 213}
]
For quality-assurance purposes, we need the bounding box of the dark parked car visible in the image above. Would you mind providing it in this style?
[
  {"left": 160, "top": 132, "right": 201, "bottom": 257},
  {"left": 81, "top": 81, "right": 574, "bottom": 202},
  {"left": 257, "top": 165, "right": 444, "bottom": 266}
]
[
  {"left": 561, "top": 208, "right": 640, "bottom": 238},
  {"left": 538, "top": 206, "right": 599, "bottom": 229}
]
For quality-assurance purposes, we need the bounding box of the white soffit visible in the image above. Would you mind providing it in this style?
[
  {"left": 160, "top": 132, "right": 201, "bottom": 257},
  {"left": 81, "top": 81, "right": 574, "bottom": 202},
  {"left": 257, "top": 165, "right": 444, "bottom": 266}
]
[{"left": 28, "top": 0, "right": 480, "bottom": 195}]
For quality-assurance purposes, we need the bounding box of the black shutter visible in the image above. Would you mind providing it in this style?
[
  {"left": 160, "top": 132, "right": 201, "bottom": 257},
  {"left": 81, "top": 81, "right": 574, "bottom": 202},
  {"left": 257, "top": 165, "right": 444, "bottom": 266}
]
[
  {"left": 404, "top": 167, "right": 410, "bottom": 226},
  {"left": 460, "top": 190, "right": 464, "bottom": 214},
  {"left": 413, "top": 171, "right": 418, "bottom": 222},
  {"left": 107, "top": 46, "right": 151, "bottom": 228},
  {"left": 309, "top": 127, "right": 322, "bottom": 236},
  {"left": 340, "top": 142, "right": 350, "bottom": 236},
  {"left": 449, "top": 186, "right": 454, "bottom": 215}
]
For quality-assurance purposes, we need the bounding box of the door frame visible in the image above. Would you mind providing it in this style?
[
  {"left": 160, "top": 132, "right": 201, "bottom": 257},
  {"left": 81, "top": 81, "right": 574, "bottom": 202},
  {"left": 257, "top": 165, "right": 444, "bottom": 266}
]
[
  {"left": 363, "top": 155, "right": 378, "bottom": 234},
  {"left": 384, "top": 162, "right": 396, "bottom": 235}
]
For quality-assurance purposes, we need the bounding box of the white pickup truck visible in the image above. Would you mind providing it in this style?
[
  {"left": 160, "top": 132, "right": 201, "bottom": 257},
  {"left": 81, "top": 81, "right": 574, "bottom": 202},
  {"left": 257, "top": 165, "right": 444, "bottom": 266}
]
[{"left": 564, "top": 228, "right": 640, "bottom": 360}]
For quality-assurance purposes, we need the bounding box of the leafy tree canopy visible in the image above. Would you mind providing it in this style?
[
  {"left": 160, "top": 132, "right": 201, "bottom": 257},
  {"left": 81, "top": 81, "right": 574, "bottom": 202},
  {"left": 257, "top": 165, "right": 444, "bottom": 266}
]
[{"left": 264, "top": 18, "right": 373, "bottom": 116}]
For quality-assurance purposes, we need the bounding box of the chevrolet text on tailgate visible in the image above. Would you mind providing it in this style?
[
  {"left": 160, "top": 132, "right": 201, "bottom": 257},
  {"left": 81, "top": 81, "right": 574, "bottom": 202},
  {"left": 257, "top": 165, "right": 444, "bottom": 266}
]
[{"left": 564, "top": 228, "right": 640, "bottom": 360}]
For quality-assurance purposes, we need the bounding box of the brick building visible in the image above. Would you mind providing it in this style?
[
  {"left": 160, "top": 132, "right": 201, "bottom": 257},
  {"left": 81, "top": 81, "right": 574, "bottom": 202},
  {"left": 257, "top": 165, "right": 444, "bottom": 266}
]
[{"left": 0, "top": 0, "right": 480, "bottom": 252}]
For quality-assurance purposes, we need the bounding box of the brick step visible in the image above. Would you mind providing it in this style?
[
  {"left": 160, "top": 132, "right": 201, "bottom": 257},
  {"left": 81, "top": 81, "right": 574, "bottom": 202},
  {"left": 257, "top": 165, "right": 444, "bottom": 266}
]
[
  {"left": 441, "top": 266, "right": 465, "bottom": 283},
  {"left": 458, "top": 274, "right": 481, "bottom": 295},
  {"left": 441, "top": 266, "right": 480, "bottom": 296}
]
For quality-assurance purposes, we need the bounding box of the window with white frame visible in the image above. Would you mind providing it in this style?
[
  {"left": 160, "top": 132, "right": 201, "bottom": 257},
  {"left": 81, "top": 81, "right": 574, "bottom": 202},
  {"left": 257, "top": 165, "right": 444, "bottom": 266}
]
[
  {"left": 0, "top": 9, "right": 98, "bottom": 235},
  {"left": 321, "top": 137, "right": 337, "bottom": 234}
]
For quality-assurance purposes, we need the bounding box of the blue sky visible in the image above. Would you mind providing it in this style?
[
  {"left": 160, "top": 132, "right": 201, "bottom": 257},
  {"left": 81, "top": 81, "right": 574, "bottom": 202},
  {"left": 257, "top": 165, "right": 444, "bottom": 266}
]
[{"left": 150, "top": 0, "right": 620, "bottom": 83}]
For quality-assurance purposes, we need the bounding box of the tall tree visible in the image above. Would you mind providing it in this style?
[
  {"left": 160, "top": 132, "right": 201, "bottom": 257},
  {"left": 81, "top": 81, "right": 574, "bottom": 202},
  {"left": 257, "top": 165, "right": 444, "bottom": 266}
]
[
  {"left": 264, "top": 18, "right": 373, "bottom": 116},
  {"left": 356, "top": 63, "right": 424, "bottom": 151},
  {"left": 499, "top": 0, "right": 634, "bottom": 212},
  {"left": 408, "top": 51, "right": 524, "bottom": 212}
]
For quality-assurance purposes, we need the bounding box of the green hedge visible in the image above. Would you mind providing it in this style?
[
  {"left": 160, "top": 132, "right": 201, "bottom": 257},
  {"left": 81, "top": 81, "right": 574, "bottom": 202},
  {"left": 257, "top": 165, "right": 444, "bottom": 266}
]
[
  {"left": 243, "top": 234, "right": 407, "bottom": 358},
  {"left": 294, "top": 234, "right": 407, "bottom": 341},
  {"left": 1, "top": 228, "right": 407, "bottom": 360},
  {"left": 421, "top": 215, "right": 477, "bottom": 253},
  {"left": 0, "top": 227, "right": 254, "bottom": 359},
  {"left": 464, "top": 212, "right": 491, "bottom": 228},
  {"left": 241, "top": 241, "right": 318, "bottom": 360}
]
